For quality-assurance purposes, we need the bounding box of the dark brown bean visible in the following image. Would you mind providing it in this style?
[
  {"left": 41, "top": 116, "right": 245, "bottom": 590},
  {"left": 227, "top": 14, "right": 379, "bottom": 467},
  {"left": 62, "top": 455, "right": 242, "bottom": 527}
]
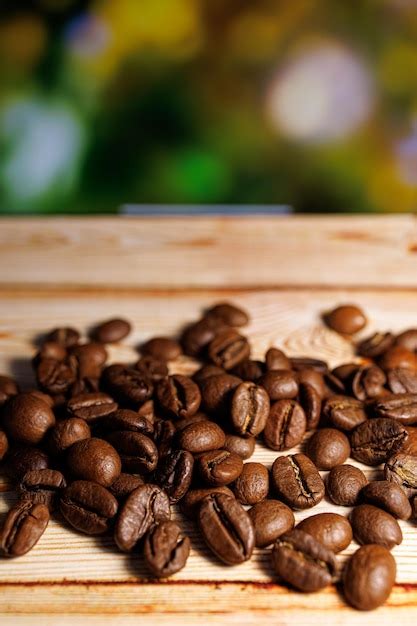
[
  {"left": 263, "top": 399, "right": 306, "bottom": 451},
  {"left": 197, "top": 449, "right": 243, "bottom": 486},
  {"left": 357, "top": 331, "right": 394, "bottom": 358},
  {"left": 153, "top": 419, "right": 176, "bottom": 458},
  {"left": 379, "top": 346, "right": 417, "bottom": 371},
  {"left": 102, "top": 364, "right": 153, "bottom": 407},
  {"left": 296, "top": 512, "right": 352, "bottom": 553},
  {"left": 153, "top": 449, "right": 194, "bottom": 503},
  {"left": 135, "top": 356, "right": 169, "bottom": 382},
  {"left": 0, "top": 430, "right": 9, "bottom": 461},
  {"left": 387, "top": 368, "right": 417, "bottom": 394},
  {"left": 0, "top": 374, "right": 19, "bottom": 406},
  {"left": 181, "top": 316, "right": 226, "bottom": 358},
  {"left": 0, "top": 500, "right": 49, "bottom": 556},
  {"left": 233, "top": 462, "right": 269, "bottom": 505},
  {"left": 109, "top": 473, "right": 144, "bottom": 501},
  {"left": 326, "top": 464, "right": 368, "bottom": 506},
  {"left": 370, "top": 393, "right": 417, "bottom": 425},
  {"left": 248, "top": 499, "right": 294, "bottom": 548},
  {"left": 323, "top": 395, "right": 367, "bottom": 431},
  {"left": 361, "top": 480, "right": 412, "bottom": 520},
  {"left": 94, "top": 318, "right": 131, "bottom": 343},
  {"left": 4, "top": 445, "right": 49, "bottom": 480},
  {"left": 3, "top": 393, "right": 56, "bottom": 446},
  {"left": 177, "top": 420, "right": 225, "bottom": 454},
  {"left": 60, "top": 480, "right": 118, "bottom": 535},
  {"left": 290, "top": 357, "right": 328, "bottom": 373},
  {"left": 103, "top": 408, "right": 154, "bottom": 436},
  {"left": 296, "top": 369, "right": 325, "bottom": 399},
  {"left": 350, "top": 418, "right": 408, "bottom": 466},
  {"left": 180, "top": 486, "right": 234, "bottom": 519},
  {"left": 258, "top": 370, "right": 298, "bottom": 401},
  {"left": 351, "top": 365, "right": 386, "bottom": 401},
  {"left": 343, "top": 544, "right": 396, "bottom": 610},
  {"left": 223, "top": 434, "right": 255, "bottom": 460},
  {"left": 324, "top": 304, "right": 367, "bottom": 335},
  {"left": 192, "top": 364, "right": 225, "bottom": 385},
  {"left": 144, "top": 521, "right": 190, "bottom": 577},
  {"left": 46, "top": 327, "right": 80, "bottom": 347},
  {"left": 208, "top": 329, "right": 250, "bottom": 370},
  {"left": 230, "top": 382, "right": 269, "bottom": 437},
  {"left": 396, "top": 329, "right": 417, "bottom": 353},
  {"left": 350, "top": 504, "right": 402, "bottom": 549},
  {"left": 306, "top": 428, "right": 350, "bottom": 470},
  {"left": 200, "top": 373, "right": 241, "bottom": 415},
  {"left": 156, "top": 375, "right": 201, "bottom": 418},
  {"left": 265, "top": 347, "right": 291, "bottom": 371},
  {"left": 232, "top": 359, "right": 264, "bottom": 381},
  {"left": 66, "top": 437, "right": 121, "bottom": 486},
  {"left": 47, "top": 418, "right": 91, "bottom": 456},
  {"left": 67, "top": 392, "right": 117, "bottom": 422},
  {"left": 271, "top": 453, "right": 325, "bottom": 510},
  {"left": 298, "top": 382, "right": 321, "bottom": 430},
  {"left": 142, "top": 337, "right": 182, "bottom": 361},
  {"left": 385, "top": 453, "right": 417, "bottom": 497},
  {"left": 36, "top": 357, "right": 77, "bottom": 394},
  {"left": 19, "top": 469, "right": 66, "bottom": 511},
  {"left": 105, "top": 431, "right": 158, "bottom": 474},
  {"left": 205, "top": 302, "right": 249, "bottom": 327}
]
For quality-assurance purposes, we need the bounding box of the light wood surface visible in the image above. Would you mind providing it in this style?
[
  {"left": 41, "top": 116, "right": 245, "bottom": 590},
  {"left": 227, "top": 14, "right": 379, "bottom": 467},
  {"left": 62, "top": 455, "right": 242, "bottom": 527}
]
[{"left": 1, "top": 216, "right": 417, "bottom": 625}]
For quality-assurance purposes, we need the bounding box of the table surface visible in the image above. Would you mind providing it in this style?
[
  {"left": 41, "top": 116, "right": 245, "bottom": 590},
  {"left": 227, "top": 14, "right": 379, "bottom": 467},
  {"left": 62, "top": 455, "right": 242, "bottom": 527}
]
[{"left": 1, "top": 215, "right": 417, "bottom": 625}]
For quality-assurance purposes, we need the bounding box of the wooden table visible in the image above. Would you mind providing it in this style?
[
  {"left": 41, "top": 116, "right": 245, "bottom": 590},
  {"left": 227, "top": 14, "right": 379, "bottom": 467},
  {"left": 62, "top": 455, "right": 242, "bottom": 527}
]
[{"left": 1, "top": 215, "right": 417, "bottom": 625}]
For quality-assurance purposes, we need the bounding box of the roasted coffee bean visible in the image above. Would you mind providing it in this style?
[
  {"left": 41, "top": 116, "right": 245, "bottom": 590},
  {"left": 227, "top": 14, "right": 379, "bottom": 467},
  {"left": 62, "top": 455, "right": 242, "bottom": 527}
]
[
  {"left": 46, "top": 327, "right": 80, "bottom": 347},
  {"left": 67, "top": 392, "right": 117, "bottom": 422},
  {"left": 352, "top": 365, "right": 386, "bottom": 401},
  {"left": 192, "top": 364, "right": 225, "bottom": 385},
  {"left": 156, "top": 375, "right": 201, "bottom": 418},
  {"left": 28, "top": 390, "right": 54, "bottom": 407},
  {"left": 180, "top": 486, "right": 234, "bottom": 519},
  {"left": 137, "top": 399, "right": 156, "bottom": 424},
  {"left": 114, "top": 484, "right": 170, "bottom": 552},
  {"left": 66, "top": 437, "right": 121, "bottom": 486},
  {"left": 297, "top": 513, "right": 352, "bottom": 554},
  {"left": 343, "top": 544, "right": 396, "bottom": 611},
  {"left": 290, "top": 357, "right": 328, "bottom": 373},
  {"left": 357, "top": 331, "right": 394, "bottom": 359},
  {"left": 197, "top": 449, "right": 243, "bottom": 486},
  {"left": 297, "top": 369, "right": 325, "bottom": 399},
  {"left": 331, "top": 363, "right": 358, "bottom": 385},
  {"left": 263, "top": 399, "right": 306, "bottom": 451},
  {"left": 387, "top": 368, "right": 417, "bottom": 394},
  {"left": 60, "top": 480, "right": 118, "bottom": 535},
  {"left": 400, "top": 426, "right": 417, "bottom": 455},
  {"left": 326, "top": 464, "right": 368, "bottom": 506},
  {"left": 233, "top": 462, "right": 269, "bottom": 505},
  {"left": 271, "top": 453, "right": 325, "bottom": 510},
  {"left": 102, "top": 364, "right": 153, "bottom": 407},
  {"left": 93, "top": 318, "right": 131, "bottom": 343},
  {"left": 350, "top": 418, "right": 408, "bottom": 466},
  {"left": 0, "top": 430, "right": 9, "bottom": 461},
  {"left": 361, "top": 480, "right": 412, "bottom": 520},
  {"left": 379, "top": 346, "right": 417, "bottom": 371},
  {"left": 208, "top": 329, "right": 250, "bottom": 370},
  {"left": 135, "top": 356, "right": 169, "bottom": 382},
  {"left": 109, "top": 473, "right": 144, "bottom": 501},
  {"left": 3, "top": 393, "right": 56, "bottom": 446},
  {"left": 306, "top": 428, "right": 350, "bottom": 470},
  {"left": 396, "top": 328, "right": 417, "bottom": 353},
  {"left": 175, "top": 412, "right": 208, "bottom": 431},
  {"left": 265, "top": 347, "right": 291, "bottom": 371},
  {"left": 0, "top": 374, "right": 19, "bottom": 406},
  {"left": 350, "top": 504, "right": 402, "bottom": 549},
  {"left": 323, "top": 372, "right": 346, "bottom": 395},
  {"left": 36, "top": 356, "right": 77, "bottom": 394},
  {"left": 144, "top": 520, "right": 190, "bottom": 577},
  {"left": 323, "top": 395, "right": 367, "bottom": 431},
  {"left": 248, "top": 499, "right": 294, "bottom": 548},
  {"left": 70, "top": 376, "right": 99, "bottom": 398},
  {"left": 105, "top": 431, "right": 158, "bottom": 474},
  {"left": 371, "top": 393, "right": 417, "bottom": 424},
  {"left": 298, "top": 382, "right": 321, "bottom": 430},
  {"left": 142, "top": 336, "right": 182, "bottom": 361},
  {"left": 258, "top": 370, "right": 298, "bottom": 401},
  {"left": 153, "top": 449, "right": 194, "bottom": 503},
  {"left": 4, "top": 445, "right": 49, "bottom": 480},
  {"left": 153, "top": 419, "right": 176, "bottom": 458},
  {"left": 324, "top": 304, "right": 367, "bottom": 335},
  {"left": 0, "top": 500, "right": 49, "bottom": 556},
  {"left": 230, "top": 382, "right": 269, "bottom": 437},
  {"left": 411, "top": 495, "right": 417, "bottom": 518},
  {"left": 47, "top": 418, "right": 91, "bottom": 455},
  {"left": 232, "top": 359, "right": 264, "bottom": 381},
  {"left": 200, "top": 373, "right": 241, "bottom": 415},
  {"left": 205, "top": 302, "right": 249, "bottom": 327},
  {"left": 177, "top": 420, "right": 225, "bottom": 454},
  {"left": 104, "top": 408, "right": 154, "bottom": 436},
  {"left": 385, "top": 453, "right": 417, "bottom": 496},
  {"left": 71, "top": 341, "right": 107, "bottom": 367},
  {"left": 223, "top": 434, "right": 255, "bottom": 459},
  {"left": 198, "top": 493, "right": 254, "bottom": 564},
  {"left": 271, "top": 529, "right": 336, "bottom": 592},
  {"left": 34, "top": 341, "right": 67, "bottom": 363},
  {"left": 19, "top": 469, "right": 66, "bottom": 511},
  {"left": 181, "top": 316, "right": 226, "bottom": 358}
]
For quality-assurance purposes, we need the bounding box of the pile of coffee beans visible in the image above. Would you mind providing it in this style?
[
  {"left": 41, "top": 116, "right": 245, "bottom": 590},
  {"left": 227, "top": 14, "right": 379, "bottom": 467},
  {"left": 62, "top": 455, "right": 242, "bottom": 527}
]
[{"left": 1, "top": 302, "right": 417, "bottom": 610}]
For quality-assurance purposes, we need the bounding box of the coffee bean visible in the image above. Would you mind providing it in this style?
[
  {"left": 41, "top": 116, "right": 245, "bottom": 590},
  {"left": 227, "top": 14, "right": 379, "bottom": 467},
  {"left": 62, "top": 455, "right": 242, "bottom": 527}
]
[
  {"left": 180, "top": 486, "right": 234, "bottom": 519},
  {"left": 356, "top": 331, "right": 394, "bottom": 358},
  {"left": 396, "top": 328, "right": 417, "bottom": 353},
  {"left": 400, "top": 426, "right": 417, "bottom": 455},
  {"left": 114, "top": 484, "right": 170, "bottom": 552},
  {"left": 157, "top": 375, "right": 201, "bottom": 418},
  {"left": 296, "top": 512, "right": 352, "bottom": 553},
  {"left": 379, "top": 346, "right": 417, "bottom": 371},
  {"left": 47, "top": 418, "right": 91, "bottom": 456},
  {"left": 177, "top": 420, "right": 225, "bottom": 454},
  {"left": 323, "top": 395, "right": 367, "bottom": 431},
  {"left": 71, "top": 342, "right": 107, "bottom": 384},
  {"left": 197, "top": 449, "right": 243, "bottom": 486},
  {"left": 205, "top": 302, "right": 249, "bottom": 327},
  {"left": 290, "top": 358, "right": 328, "bottom": 373},
  {"left": 36, "top": 356, "right": 77, "bottom": 395},
  {"left": 265, "top": 347, "right": 291, "bottom": 371},
  {"left": 46, "top": 327, "right": 80, "bottom": 347},
  {"left": 103, "top": 408, "right": 154, "bottom": 436},
  {"left": 258, "top": 370, "right": 299, "bottom": 401},
  {"left": 153, "top": 449, "right": 194, "bottom": 503},
  {"left": 271, "top": 453, "right": 325, "bottom": 509},
  {"left": 350, "top": 504, "right": 402, "bottom": 549},
  {"left": 324, "top": 304, "right": 367, "bottom": 335},
  {"left": 135, "top": 356, "right": 169, "bottom": 382},
  {"left": 198, "top": 493, "right": 254, "bottom": 564},
  {"left": 3, "top": 393, "right": 56, "bottom": 445},
  {"left": 350, "top": 418, "right": 408, "bottom": 466},
  {"left": 208, "top": 329, "right": 250, "bottom": 370},
  {"left": 351, "top": 365, "right": 386, "bottom": 401},
  {"left": 387, "top": 368, "right": 417, "bottom": 394},
  {"left": 105, "top": 431, "right": 158, "bottom": 474},
  {"left": 297, "top": 369, "right": 325, "bottom": 399},
  {"left": 93, "top": 318, "right": 131, "bottom": 343},
  {"left": 298, "top": 382, "right": 321, "bottom": 430},
  {"left": 248, "top": 499, "right": 294, "bottom": 547},
  {"left": 144, "top": 520, "right": 190, "bottom": 577},
  {"left": 0, "top": 374, "right": 19, "bottom": 406},
  {"left": 326, "top": 464, "right": 368, "bottom": 506},
  {"left": 200, "top": 373, "right": 241, "bottom": 415},
  {"left": 233, "top": 462, "right": 269, "bottom": 505},
  {"left": 109, "top": 473, "right": 144, "bottom": 501},
  {"left": 102, "top": 364, "right": 153, "bottom": 407},
  {"left": 411, "top": 495, "right": 417, "bottom": 518},
  {"left": 192, "top": 364, "right": 225, "bottom": 385},
  {"left": 66, "top": 437, "right": 121, "bottom": 486},
  {"left": 137, "top": 400, "right": 156, "bottom": 424},
  {"left": 4, "top": 445, "right": 49, "bottom": 480},
  {"left": 19, "top": 469, "right": 66, "bottom": 511},
  {"left": 0, "top": 430, "right": 9, "bottom": 461},
  {"left": 230, "top": 382, "right": 269, "bottom": 437},
  {"left": 306, "top": 428, "right": 350, "bottom": 470},
  {"left": 343, "top": 544, "right": 396, "bottom": 611},
  {"left": 361, "top": 480, "right": 412, "bottom": 520},
  {"left": 34, "top": 341, "right": 67, "bottom": 364},
  {"left": 385, "top": 452, "right": 417, "bottom": 496},
  {"left": 323, "top": 372, "right": 346, "bottom": 395},
  {"left": 223, "top": 434, "right": 255, "bottom": 459},
  {"left": 142, "top": 337, "right": 182, "bottom": 361},
  {"left": 331, "top": 363, "right": 357, "bottom": 385},
  {"left": 175, "top": 412, "right": 208, "bottom": 431},
  {"left": 181, "top": 317, "right": 226, "bottom": 358},
  {"left": 371, "top": 393, "right": 417, "bottom": 425},
  {"left": 0, "top": 500, "right": 49, "bottom": 556},
  {"left": 271, "top": 529, "right": 336, "bottom": 592},
  {"left": 263, "top": 399, "right": 306, "bottom": 451},
  {"left": 232, "top": 359, "right": 264, "bottom": 381},
  {"left": 67, "top": 392, "right": 117, "bottom": 423},
  {"left": 60, "top": 480, "right": 118, "bottom": 535},
  {"left": 153, "top": 419, "right": 176, "bottom": 458}
]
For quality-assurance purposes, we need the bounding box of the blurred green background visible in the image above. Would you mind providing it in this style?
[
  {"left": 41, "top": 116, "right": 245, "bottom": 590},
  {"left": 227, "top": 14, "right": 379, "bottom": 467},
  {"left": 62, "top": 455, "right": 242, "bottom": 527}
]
[{"left": 1, "top": 0, "right": 417, "bottom": 214}]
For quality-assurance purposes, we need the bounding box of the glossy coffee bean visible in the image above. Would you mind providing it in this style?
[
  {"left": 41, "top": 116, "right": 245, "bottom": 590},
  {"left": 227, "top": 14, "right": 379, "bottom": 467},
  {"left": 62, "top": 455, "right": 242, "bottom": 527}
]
[
  {"left": 223, "top": 434, "right": 255, "bottom": 460},
  {"left": 47, "top": 418, "right": 91, "bottom": 456},
  {"left": 137, "top": 399, "right": 156, "bottom": 424},
  {"left": 19, "top": 469, "right": 66, "bottom": 511},
  {"left": 4, "top": 445, "right": 49, "bottom": 480},
  {"left": 271, "top": 453, "right": 325, "bottom": 510},
  {"left": 3, "top": 393, "right": 56, "bottom": 445},
  {"left": 379, "top": 346, "right": 417, "bottom": 371},
  {"left": 290, "top": 357, "right": 328, "bottom": 373},
  {"left": 114, "top": 484, "right": 170, "bottom": 552},
  {"left": 181, "top": 316, "right": 226, "bottom": 358},
  {"left": 0, "top": 500, "right": 49, "bottom": 556},
  {"left": 109, "top": 473, "right": 144, "bottom": 501},
  {"left": 60, "top": 480, "right": 118, "bottom": 535},
  {"left": 180, "top": 486, "right": 234, "bottom": 519},
  {"left": 265, "top": 347, "right": 291, "bottom": 371},
  {"left": 200, "top": 373, "right": 241, "bottom": 415},
  {"left": 232, "top": 359, "right": 264, "bottom": 381},
  {"left": 323, "top": 395, "right": 367, "bottom": 431},
  {"left": 46, "top": 327, "right": 80, "bottom": 347},
  {"left": 67, "top": 392, "right": 117, "bottom": 423},
  {"left": 198, "top": 493, "right": 254, "bottom": 565},
  {"left": 371, "top": 393, "right": 417, "bottom": 425},
  {"left": 153, "top": 449, "right": 194, "bottom": 503},
  {"left": 350, "top": 418, "right": 408, "bottom": 466},
  {"left": 350, "top": 504, "right": 402, "bottom": 549},
  {"left": 153, "top": 419, "right": 176, "bottom": 458},
  {"left": 175, "top": 412, "right": 208, "bottom": 431},
  {"left": 144, "top": 521, "right": 190, "bottom": 577},
  {"left": 356, "top": 331, "right": 394, "bottom": 358},
  {"left": 296, "top": 513, "right": 352, "bottom": 553},
  {"left": 387, "top": 368, "right": 417, "bottom": 394},
  {"left": 400, "top": 426, "right": 417, "bottom": 455},
  {"left": 385, "top": 453, "right": 417, "bottom": 496},
  {"left": 105, "top": 431, "right": 158, "bottom": 474},
  {"left": 35, "top": 342, "right": 67, "bottom": 364},
  {"left": 93, "top": 318, "right": 131, "bottom": 343},
  {"left": 263, "top": 399, "right": 306, "bottom": 451},
  {"left": 0, "top": 374, "right": 19, "bottom": 406},
  {"left": 326, "top": 464, "right": 368, "bottom": 506},
  {"left": 177, "top": 420, "right": 225, "bottom": 454},
  {"left": 323, "top": 372, "right": 345, "bottom": 395},
  {"left": 258, "top": 370, "right": 298, "bottom": 401},
  {"left": 248, "top": 499, "right": 294, "bottom": 548},
  {"left": 192, "top": 364, "right": 225, "bottom": 385},
  {"left": 271, "top": 529, "right": 336, "bottom": 592},
  {"left": 208, "top": 329, "right": 250, "bottom": 370},
  {"left": 296, "top": 368, "right": 325, "bottom": 398},
  {"left": 35, "top": 356, "right": 77, "bottom": 395},
  {"left": 230, "top": 382, "right": 269, "bottom": 437},
  {"left": 205, "top": 302, "right": 249, "bottom": 327},
  {"left": 331, "top": 363, "right": 358, "bottom": 386},
  {"left": 396, "top": 329, "right": 417, "bottom": 352},
  {"left": 351, "top": 365, "right": 386, "bottom": 401},
  {"left": 343, "top": 544, "right": 396, "bottom": 611},
  {"left": 298, "top": 382, "right": 321, "bottom": 430},
  {"left": 0, "top": 430, "right": 9, "bottom": 461},
  {"left": 233, "top": 462, "right": 269, "bottom": 505},
  {"left": 197, "top": 449, "right": 243, "bottom": 486},
  {"left": 142, "top": 336, "right": 182, "bottom": 361},
  {"left": 157, "top": 375, "right": 201, "bottom": 418},
  {"left": 361, "top": 480, "right": 412, "bottom": 520},
  {"left": 102, "top": 364, "right": 153, "bottom": 407},
  {"left": 103, "top": 408, "right": 154, "bottom": 436},
  {"left": 306, "top": 428, "right": 350, "bottom": 470},
  {"left": 66, "top": 437, "right": 121, "bottom": 487},
  {"left": 324, "top": 304, "right": 367, "bottom": 335},
  {"left": 135, "top": 356, "right": 169, "bottom": 382}
]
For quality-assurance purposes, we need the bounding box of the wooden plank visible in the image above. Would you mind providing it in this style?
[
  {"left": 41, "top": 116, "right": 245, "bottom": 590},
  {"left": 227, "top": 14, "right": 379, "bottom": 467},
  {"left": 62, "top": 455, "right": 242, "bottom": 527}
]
[{"left": 0, "top": 215, "right": 417, "bottom": 289}]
